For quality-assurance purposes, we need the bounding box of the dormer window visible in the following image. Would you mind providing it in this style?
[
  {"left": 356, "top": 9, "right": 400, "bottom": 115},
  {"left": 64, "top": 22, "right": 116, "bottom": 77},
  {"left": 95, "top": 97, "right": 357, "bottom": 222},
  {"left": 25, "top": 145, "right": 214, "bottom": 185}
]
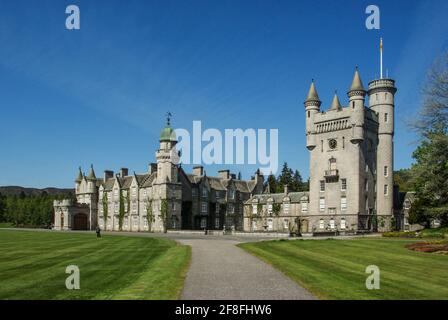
[{"left": 202, "top": 188, "right": 207, "bottom": 198}]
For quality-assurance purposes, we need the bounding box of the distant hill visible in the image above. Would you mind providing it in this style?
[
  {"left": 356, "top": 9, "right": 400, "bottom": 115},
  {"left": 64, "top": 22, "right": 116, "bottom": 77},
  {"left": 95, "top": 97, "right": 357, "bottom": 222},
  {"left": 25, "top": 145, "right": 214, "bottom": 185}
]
[{"left": 0, "top": 186, "right": 74, "bottom": 197}]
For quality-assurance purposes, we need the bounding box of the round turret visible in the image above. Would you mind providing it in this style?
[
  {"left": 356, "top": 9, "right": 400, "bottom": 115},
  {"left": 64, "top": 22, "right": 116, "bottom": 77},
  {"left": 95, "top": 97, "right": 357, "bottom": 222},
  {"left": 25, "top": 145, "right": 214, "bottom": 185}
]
[
  {"left": 304, "top": 80, "right": 321, "bottom": 150},
  {"left": 348, "top": 68, "right": 366, "bottom": 144}
]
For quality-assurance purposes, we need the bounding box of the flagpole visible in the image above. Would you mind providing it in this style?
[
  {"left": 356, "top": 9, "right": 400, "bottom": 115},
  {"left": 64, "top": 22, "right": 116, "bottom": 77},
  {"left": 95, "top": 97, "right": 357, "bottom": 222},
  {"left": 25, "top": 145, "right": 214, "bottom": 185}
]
[{"left": 380, "top": 37, "right": 383, "bottom": 79}]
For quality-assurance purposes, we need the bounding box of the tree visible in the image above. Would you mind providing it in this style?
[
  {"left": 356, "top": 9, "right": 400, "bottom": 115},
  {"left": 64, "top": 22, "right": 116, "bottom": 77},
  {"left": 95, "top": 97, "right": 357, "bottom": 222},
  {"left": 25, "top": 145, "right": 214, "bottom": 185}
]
[
  {"left": 291, "top": 170, "right": 304, "bottom": 192},
  {"left": 102, "top": 192, "right": 109, "bottom": 229},
  {"left": 277, "top": 162, "right": 293, "bottom": 192},
  {"left": 409, "top": 133, "right": 448, "bottom": 225},
  {"left": 160, "top": 199, "right": 168, "bottom": 233},
  {"left": 145, "top": 198, "right": 154, "bottom": 232},
  {"left": 0, "top": 192, "right": 5, "bottom": 222},
  {"left": 265, "top": 173, "right": 277, "bottom": 194},
  {"left": 410, "top": 51, "right": 448, "bottom": 136},
  {"left": 408, "top": 50, "right": 448, "bottom": 226},
  {"left": 118, "top": 190, "right": 125, "bottom": 231},
  {"left": 394, "top": 168, "right": 415, "bottom": 192}
]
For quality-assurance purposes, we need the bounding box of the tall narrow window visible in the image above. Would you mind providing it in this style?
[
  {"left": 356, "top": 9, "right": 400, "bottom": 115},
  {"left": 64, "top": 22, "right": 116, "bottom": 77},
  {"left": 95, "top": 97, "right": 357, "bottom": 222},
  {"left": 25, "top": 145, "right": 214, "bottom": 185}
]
[
  {"left": 342, "top": 137, "right": 345, "bottom": 149},
  {"left": 319, "top": 219, "right": 325, "bottom": 229},
  {"left": 384, "top": 113, "right": 388, "bottom": 122},
  {"left": 341, "top": 197, "right": 347, "bottom": 210},
  {"left": 320, "top": 180, "right": 325, "bottom": 192},
  {"left": 384, "top": 184, "right": 388, "bottom": 195},
  {"left": 340, "top": 218, "right": 346, "bottom": 230},
  {"left": 308, "top": 111, "right": 310, "bottom": 118},
  {"left": 341, "top": 179, "right": 347, "bottom": 191},
  {"left": 384, "top": 166, "right": 388, "bottom": 177},
  {"left": 365, "top": 179, "right": 368, "bottom": 191},
  {"left": 321, "top": 140, "right": 324, "bottom": 152},
  {"left": 319, "top": 197, "right": 325, "bottom": 211}
]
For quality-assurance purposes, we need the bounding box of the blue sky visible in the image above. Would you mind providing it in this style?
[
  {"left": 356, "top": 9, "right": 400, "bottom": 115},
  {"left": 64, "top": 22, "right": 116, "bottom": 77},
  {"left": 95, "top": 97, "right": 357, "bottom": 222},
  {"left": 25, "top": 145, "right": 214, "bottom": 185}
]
[{"left": 0, "top": 0, "right": 447, "bottom": 188}]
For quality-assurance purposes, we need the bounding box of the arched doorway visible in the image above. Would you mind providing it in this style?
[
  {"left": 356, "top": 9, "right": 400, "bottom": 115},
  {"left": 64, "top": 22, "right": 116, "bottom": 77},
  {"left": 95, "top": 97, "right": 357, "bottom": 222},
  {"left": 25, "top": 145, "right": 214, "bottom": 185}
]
[{"left": 73, "top": 213, "right": 88, "bottom": 230}]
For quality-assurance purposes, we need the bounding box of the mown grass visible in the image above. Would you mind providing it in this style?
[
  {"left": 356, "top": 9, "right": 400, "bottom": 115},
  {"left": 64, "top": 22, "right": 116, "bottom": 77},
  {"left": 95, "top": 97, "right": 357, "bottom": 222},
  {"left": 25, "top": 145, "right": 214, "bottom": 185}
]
[
  {"left": 239, "top": 238, "right": 448, "bottom": 300},
  {"left": 0, "top": 230, "right": 190, "bottom": 299},
  {"left": 0, "top": 222, "right": 14, "bottom": 228}
]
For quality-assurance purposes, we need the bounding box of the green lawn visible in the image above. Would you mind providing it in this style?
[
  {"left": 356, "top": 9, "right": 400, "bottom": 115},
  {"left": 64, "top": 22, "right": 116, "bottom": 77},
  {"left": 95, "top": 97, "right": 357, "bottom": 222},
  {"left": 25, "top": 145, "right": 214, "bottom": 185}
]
[
  {"left": 0, "top": 223, "right": 14, "bottom": 228},
  {"left": 0, "top": 230, "right": 191, "bottom": 300},
  {"left": 239, "top": 238, "right": 448, "bottom": 300}
]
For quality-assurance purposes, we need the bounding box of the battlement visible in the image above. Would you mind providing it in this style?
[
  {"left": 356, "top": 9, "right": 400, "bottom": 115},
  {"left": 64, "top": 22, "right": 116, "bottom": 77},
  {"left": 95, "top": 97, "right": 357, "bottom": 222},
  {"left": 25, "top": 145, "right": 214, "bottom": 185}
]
[{"left": 368, "top": 78, "right": 396, "bottom": 94}]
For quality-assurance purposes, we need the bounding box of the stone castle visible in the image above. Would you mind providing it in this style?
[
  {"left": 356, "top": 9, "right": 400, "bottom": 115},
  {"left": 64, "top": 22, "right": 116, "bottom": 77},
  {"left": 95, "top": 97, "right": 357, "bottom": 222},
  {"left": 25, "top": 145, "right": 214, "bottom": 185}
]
[{"left": 54, "top": 68, "right": 413, "bottom": 234}]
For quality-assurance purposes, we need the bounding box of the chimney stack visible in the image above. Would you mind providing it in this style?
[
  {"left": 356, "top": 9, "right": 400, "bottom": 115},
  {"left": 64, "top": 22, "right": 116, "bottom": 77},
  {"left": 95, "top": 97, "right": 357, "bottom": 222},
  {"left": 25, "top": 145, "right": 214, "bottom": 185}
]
[
  {"left": 104, "top": 170, "right": 114, "bottom": 181},
  {"left": 193, "top": 166, "right": 204, "bottom": 177},
  {"left": 148, "top": 163, "right": 157, "bottom": 174},
  {"left": 120, "top": 168, "right": 128, "bottom": 177},
  {"left": 218, "top": 169, "right": 230, "bottom": 179}
]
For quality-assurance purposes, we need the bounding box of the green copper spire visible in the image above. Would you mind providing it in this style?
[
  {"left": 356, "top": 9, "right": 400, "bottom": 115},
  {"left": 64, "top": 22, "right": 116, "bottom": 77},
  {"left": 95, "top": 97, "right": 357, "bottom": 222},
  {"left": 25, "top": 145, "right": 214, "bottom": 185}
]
[
  {"left": 160, "top": 112, "right": 177, "bottom": 142},
  {"left": 86, "top": 164, "right": 96, "bottom": 181},
  {"left": 75, "top": 167, "right": 83, "bottom": 182}
]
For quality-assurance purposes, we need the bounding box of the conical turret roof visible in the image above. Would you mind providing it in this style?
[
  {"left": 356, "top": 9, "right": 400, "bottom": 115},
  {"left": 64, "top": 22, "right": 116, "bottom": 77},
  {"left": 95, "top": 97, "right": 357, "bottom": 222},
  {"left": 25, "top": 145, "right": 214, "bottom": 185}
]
[
  {"left": 349, "top": 68, "right": 365, "bottom": 92},
  {"left": 330, "top": 92, "right": 342, "bottom": 111},
  {"left": 75, "top": 167, "right": 83, "bottom": 182},
  {"left": 305, "top": 80, "right": 320, "bottom": 102},
  {"left": 86, "top": 164, "right": 96, "bottom": 181}
]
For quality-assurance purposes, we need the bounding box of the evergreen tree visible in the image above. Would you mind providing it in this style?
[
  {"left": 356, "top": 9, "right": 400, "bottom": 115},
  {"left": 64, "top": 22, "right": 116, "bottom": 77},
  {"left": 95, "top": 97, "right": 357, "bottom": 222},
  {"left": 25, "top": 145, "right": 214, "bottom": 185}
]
[
  {"left": 408, "top": 50, "right": 448, "bottom": 226},
  {"left": 265, "top": 173, "right": 277, "bottom": 193}
]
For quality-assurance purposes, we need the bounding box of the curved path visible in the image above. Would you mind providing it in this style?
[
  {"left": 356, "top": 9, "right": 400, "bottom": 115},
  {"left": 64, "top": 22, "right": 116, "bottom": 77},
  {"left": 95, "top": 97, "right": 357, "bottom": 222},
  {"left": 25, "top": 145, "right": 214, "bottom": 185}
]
[{"left": 177, "top": 238, "right": 315, "bottom": 300}]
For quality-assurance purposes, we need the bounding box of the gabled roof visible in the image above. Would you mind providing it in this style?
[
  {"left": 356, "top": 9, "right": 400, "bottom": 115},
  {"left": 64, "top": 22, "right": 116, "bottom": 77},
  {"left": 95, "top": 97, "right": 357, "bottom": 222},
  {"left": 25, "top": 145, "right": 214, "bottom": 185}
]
[
  {"left": 103, "top": 178, "right": 115, "bottom": 191},
  {"left": 207, "top": 177, "right": 227, "bottom": 191},
  {"left": 246, "top": 191, "right": 309, "bottom": 204},
  {"left": 141, "top": 173, "right": 156, "bottom": 188},
  {"left": 118, "top": 176, "right": 133, "bottom": 189}
]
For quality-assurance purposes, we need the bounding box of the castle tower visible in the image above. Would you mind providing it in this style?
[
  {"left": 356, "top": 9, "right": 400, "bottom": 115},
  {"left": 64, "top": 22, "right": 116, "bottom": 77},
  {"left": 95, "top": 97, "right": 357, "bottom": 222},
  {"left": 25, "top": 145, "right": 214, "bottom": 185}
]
[
  {"left": 156, "top": 116, "right": 179, "bottom": 184},
  {"left": 348, "top": 68, "right": 366, "bottom": 144},
  {"left": 86, "top": 164, "right": 97, "bottom": 193},
  {"left": 85, "top": 164, "right": 98, "bottom": 229},
  {"left": 153, "top": 114, "right": 182, "bottom": 231},
  {"left": 304, "top": 80, "right": 321, "bottom": 150},
  {"left": 75, "top": 167, "right": 83, "bottom": 193},
  {"left": 368, "top": 78, "right": 396, "bottom": 231}
]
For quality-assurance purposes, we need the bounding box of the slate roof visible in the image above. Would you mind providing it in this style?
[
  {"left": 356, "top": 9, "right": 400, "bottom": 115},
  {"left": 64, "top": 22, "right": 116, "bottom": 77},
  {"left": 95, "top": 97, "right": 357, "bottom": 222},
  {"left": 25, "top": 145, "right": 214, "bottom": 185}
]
[
  {"left": 103, "top": 178, "right": 115, "bottom": 191},
  {"left": 246, "top": 191, "right": 309, "bottom": 204}
]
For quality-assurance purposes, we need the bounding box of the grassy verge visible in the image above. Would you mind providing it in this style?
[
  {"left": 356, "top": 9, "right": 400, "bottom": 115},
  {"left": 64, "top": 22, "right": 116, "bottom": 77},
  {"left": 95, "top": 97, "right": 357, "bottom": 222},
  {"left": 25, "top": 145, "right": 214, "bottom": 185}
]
[
  {"left": 0, "top": 222, "right": 14, "bottom": 228},
  {"left": 0, "top": 229, "right": 191, "bottom": 299},
  {"left": 239, "top": 238, "right": 448, "bottom": 299},
  {"left": 383, "top": 227, "right": 448, "bottom": 239}
]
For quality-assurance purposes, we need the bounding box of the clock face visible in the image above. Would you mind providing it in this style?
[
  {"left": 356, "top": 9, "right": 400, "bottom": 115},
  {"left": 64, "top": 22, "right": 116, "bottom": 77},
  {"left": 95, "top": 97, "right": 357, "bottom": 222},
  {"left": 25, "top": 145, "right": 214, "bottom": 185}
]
[{"left": 329, "top": 139, "right": 337, "bottom": 149}]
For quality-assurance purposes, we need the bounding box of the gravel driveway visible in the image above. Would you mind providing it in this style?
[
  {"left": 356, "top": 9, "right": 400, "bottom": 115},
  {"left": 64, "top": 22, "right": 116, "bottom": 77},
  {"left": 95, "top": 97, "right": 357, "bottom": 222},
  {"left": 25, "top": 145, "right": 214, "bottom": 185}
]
[{"left": 177, "top": 238, "right": 315, "bottom": 300}]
